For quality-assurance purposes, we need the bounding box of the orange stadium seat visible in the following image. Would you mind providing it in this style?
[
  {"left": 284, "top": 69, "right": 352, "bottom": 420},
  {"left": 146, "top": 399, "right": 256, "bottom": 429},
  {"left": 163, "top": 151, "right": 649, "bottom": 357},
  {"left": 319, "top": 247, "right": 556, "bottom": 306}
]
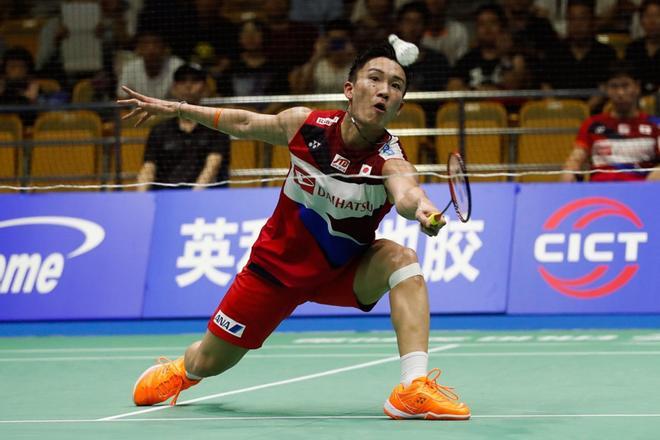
[
  {"left": 435, "top": 101, "right": 508, "bottom": 182},
  {"left": 230, "top": 138, "right": 262, "bottom": 187},
  {"left": 388, "top": 102, "right": 425, "bottom": 164},
  {"left": 0, "top": 114, "right": 23, "bottom": 190},
  {"left": 517, "top": 99, "right": 589, "bottom": 182},
  {"left": 30, "top": 111, "right": 103, "bottom": 191},
  {"left": 72, "top": 79, "right": 94, "bottom": 103}
]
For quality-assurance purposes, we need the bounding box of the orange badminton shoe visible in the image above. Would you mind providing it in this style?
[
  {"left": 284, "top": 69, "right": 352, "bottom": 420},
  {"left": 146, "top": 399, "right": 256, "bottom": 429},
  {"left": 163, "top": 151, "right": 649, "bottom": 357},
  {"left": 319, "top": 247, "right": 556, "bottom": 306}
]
[
  {"left": 133, "top": 357, "right": 200, "bottom": 406},
  {"left": 383, "top": 369, "right": 471, "bottom": 420}
]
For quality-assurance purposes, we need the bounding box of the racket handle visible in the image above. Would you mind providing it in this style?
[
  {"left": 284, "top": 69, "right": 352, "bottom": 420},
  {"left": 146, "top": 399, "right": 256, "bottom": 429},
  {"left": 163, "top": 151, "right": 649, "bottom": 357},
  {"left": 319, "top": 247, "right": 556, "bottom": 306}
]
[{"left": 429, "top": 212, "right": 444, "bottom": 226}]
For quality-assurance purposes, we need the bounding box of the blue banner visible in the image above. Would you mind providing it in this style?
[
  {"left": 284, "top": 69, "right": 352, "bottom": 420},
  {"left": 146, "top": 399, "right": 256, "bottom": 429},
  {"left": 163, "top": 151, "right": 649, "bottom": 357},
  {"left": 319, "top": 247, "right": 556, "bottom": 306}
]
[
  {"left": 0, "top": 193, "right": 154, "bottom": 320},
  {"left": 507, "top": 183, "right": 660, "bottom": 314},
  {"left": 143, "top": 184, "right": 514, "bottom": 318}
]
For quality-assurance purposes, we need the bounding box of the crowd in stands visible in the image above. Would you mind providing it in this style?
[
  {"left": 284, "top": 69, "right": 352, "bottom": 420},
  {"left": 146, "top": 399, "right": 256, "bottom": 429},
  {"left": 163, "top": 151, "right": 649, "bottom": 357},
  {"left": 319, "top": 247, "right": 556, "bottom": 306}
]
[
  {"left": 1, "top": 0, "right": 659, "bottom": 187},
  {"left": 2, "top": 0, "right": 659, "bottom": 110}
]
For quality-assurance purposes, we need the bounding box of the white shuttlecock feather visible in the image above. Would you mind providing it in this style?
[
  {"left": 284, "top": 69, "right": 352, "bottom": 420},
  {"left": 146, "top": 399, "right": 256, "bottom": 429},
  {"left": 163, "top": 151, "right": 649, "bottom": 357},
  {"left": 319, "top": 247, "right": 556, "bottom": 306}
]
[{"left": 388, "top": 34, "right": 419, "bottom": 66}]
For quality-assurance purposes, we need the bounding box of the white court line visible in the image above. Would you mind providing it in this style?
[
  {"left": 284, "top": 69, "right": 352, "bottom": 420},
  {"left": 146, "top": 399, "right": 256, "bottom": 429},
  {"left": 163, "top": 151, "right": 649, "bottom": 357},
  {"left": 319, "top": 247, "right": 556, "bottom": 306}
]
[
  {"left": 97, "top": 344, "right": 459, "bottom": 421},
  {"left": 3, "top": 413, "right": 660, "bottom": 424},
  {"left": 2, "top": 350, "right": 660, "bottom": 363}
]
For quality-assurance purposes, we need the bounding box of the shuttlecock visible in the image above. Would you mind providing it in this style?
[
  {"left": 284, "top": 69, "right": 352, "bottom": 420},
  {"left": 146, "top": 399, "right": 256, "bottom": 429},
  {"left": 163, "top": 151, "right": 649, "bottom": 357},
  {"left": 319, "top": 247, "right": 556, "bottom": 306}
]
[{"left": 388, "top": 34, "right": 419, "bottom": 66}]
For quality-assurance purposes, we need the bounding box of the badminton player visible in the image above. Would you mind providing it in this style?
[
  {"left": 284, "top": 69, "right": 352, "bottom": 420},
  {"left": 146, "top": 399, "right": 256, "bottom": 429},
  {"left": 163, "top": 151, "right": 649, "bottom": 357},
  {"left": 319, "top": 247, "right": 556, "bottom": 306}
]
[{"left": 119, "top": 39, "right": 471, "bottom": 420}]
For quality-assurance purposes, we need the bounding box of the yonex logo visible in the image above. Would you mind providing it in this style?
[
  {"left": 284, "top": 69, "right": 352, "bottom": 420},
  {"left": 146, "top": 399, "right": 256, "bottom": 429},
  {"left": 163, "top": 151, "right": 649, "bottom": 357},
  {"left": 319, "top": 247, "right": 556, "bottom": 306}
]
[
  {"left": 533, "top": 197, "right": 647, "bottom": 299},
  {"left": 308, "top": 140, "right": 321, "bottom": 150},
  {"left": 0, "top": 216, "right": 105, "bottom": 294},
  {"left": 213, "top": 310, "right": 246, "bottom": 337}
]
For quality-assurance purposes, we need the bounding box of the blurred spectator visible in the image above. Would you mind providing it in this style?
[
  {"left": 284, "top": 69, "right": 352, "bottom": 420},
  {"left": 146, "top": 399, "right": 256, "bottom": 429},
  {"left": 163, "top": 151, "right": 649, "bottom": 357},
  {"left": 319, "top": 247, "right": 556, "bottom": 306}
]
[
  {"left": 263, "top": 0, "right": 318, "bottom": 74},
  {"left": 351, "top": 0, "right": 396, "bottom": 53},
  {"left": 137, "top": 64, "right": 230, "bottom": 191},
  {"left": 289, "top": 0, "right": 343, "bottom": 25},
  {"left": 501, "top": 0, "right": 560, "bottom": 66},
  {"left": 219, "top": 19, "right": 288, "bottom": 98},
  {"left": 421, "top": 0, "right": 469, "bottom": 65},
  {"left": 625, "top": 0, "right": 660, "bottom": 94},
  {"left": 116, "top": 28, "right": 184, "bottom": 99},
  {"left": 561, "top": 62, "right": 660, "bottom": 182},
  {"left": 36, "top": 0, "right": 133, "bottom": 91},
  {"left": 396, "top": 2, "right": 450, "bottom": 92},
  {"left": 596, "top": 0, "right": 640, "bottom": 33},
  {"left": 542, "top": 0, "right": 617, "bottom": 111},
  {"left": 0, "top": 47, "right": 48, "bottom": 124},
  {"left": 448, "top": 3, "right": 532, "bottom": 91},
  {"left": 289, "top": 19, "right": 356, "bottom": 94}
]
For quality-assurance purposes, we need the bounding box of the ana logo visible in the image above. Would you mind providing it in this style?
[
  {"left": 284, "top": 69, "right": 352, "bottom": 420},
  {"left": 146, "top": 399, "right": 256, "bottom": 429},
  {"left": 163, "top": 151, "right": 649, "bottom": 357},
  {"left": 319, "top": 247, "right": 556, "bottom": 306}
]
[
  {"left": 213, "top": 310, "right": 246, "bottom": 337},
  {"left": 534, "top": 197, "right": 647, "bottom": 299},
  {"left": 359, "top": 164, "right": 372, "bottom": 176},
  {"left": 293, "top": 165, "right": 316, "bottom": 194},
  {"left": 0, "top": 216, "right": 105, "bottom": 294},
  {"left": 331, "top": 153, "right": 350, "bottom": 173},
  {"left": 316, "top": 116, "right": 339, "bottom": 126}
]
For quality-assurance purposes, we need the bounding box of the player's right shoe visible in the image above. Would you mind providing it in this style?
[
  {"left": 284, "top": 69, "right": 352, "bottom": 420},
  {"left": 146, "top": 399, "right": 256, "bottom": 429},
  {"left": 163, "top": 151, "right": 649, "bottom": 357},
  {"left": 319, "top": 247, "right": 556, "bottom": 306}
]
[
  {"left": 133, "top": 357, "right": 200, "bottom": 406},
  {"left": 383, "top": 369, "right": 471, "bottom": 420}
]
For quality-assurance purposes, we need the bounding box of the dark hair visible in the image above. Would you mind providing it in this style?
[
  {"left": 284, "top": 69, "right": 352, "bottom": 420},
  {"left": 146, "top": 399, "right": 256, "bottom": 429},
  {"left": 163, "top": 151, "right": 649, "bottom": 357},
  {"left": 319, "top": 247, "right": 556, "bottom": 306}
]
[
  {"left": 1, "top": 46, "right": 34, "bottom": 74},
  {"left": 640, "top": 0, "right": 660, "bottom": 16},
  {"left": 348, "top": 42, "right": 410, "bottom": 94},
  {"left": 567, "top": 0, "right": 596, "bottom": 14},
  {"left": 474, "top": 3, "right": 507, "bottom": 27},
  {"left": 396, "top": 1, "right": 430, "bottom": 25},
  {"left": 325, "top": 19, "right": 353, "bottom": 35},
  {"left": 606, "top": 61, "right": 639, "bottom": 82}
]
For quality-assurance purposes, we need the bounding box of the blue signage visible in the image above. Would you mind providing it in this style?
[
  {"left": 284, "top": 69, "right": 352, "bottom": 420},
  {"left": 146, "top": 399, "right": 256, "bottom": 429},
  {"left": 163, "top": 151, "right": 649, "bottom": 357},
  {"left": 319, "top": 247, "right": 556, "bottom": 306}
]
[
  {"left": 0, "top": 192, "right": 155, "bottom": 320},
  {"left": 507, "top": 183, "right": 660, "bottom": 314},
  {"left": 143, "top": 184, "right": 514, "bottom": 318}
]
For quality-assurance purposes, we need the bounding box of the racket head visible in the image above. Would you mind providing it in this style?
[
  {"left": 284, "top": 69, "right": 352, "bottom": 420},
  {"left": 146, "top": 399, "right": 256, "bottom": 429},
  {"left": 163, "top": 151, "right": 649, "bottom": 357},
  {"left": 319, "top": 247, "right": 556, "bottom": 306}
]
[{"left": 447, "top": 152, "right": 471, "bottom": 222}]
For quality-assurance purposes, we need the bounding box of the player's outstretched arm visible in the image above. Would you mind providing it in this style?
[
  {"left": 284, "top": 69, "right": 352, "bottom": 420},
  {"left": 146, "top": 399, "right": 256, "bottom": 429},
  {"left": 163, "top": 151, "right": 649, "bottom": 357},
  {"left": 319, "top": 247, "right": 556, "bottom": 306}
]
[
  {"left": 118, "top": 86, "right": 311, "bottom": 145},
  {"left": 383, "top": 159, "right": 446, "bottom": 236}
]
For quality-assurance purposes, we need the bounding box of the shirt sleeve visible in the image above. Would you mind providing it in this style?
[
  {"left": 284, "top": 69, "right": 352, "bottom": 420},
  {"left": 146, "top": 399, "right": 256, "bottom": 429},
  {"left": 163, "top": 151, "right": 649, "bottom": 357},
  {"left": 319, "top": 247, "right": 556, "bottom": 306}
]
[{"left": 575, "top": 117, "right": 593, "bottom": 151}]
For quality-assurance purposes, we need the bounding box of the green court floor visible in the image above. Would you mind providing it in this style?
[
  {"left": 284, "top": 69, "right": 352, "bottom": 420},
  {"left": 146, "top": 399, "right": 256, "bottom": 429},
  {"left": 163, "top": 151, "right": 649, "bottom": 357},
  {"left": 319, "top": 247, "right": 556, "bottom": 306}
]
[{"left": 1, "top": 329, "right": 660, "bottom": 439}]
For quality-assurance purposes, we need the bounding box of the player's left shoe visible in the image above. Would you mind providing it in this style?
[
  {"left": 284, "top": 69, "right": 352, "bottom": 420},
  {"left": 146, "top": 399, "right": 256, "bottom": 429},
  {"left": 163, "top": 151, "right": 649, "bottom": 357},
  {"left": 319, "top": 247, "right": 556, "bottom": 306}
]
[
  {"left": 383, "top": 369, "right": 471, "bottom": 420},
  {"left": 133, "top": 357, "right": 200, "bottom": 406}
]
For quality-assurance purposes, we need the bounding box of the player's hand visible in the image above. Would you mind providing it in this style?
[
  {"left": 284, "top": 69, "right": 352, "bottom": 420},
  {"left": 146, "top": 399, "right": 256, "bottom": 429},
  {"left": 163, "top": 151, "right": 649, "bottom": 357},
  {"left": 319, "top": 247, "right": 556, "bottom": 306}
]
[
  {"left": 416, "top": 204, "right": 446, "bottom": 237},
  {"left": 117, "top": 86, "right": 178, "bottom": 126}
]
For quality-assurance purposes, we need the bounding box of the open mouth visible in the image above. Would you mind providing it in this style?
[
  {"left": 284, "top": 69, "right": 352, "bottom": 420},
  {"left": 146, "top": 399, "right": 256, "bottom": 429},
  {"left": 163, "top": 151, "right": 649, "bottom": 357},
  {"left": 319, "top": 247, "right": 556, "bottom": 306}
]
[{"left": 374, "top": 103, "right": 386, "bottom": 112}]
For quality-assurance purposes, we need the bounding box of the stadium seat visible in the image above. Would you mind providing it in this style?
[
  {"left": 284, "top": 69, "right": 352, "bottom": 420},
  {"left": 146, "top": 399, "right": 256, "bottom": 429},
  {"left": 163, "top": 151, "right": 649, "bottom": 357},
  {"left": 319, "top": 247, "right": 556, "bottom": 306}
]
[
  {"left": 72, "top": 79, "right": 94, "bottom": 103},
  {"left": 388, "top": 102, "right": 425, "bottom": 164},
  {"left": 640, "top": 95, "right": 657, "bottom": 115},
  {"left": 0, "top": 114, "right": 23, "bottom": 190},
  {"left": 230, "top": 139, "right": 262, "bottom": 187},
  {"left": 435, "top": 101, "right": 508, "bottom": 182},
  {"left": 517, "top": 100, "right": 589, "bottom": 182},
  {"left": 30, "top": 111, "right": 103, "bottom": 190},
  {"left": 113, "top": 113, "right": 165, "bottom": 188},
  {"left": 35, "top": 79, "right": 62, "bottom": 95}
]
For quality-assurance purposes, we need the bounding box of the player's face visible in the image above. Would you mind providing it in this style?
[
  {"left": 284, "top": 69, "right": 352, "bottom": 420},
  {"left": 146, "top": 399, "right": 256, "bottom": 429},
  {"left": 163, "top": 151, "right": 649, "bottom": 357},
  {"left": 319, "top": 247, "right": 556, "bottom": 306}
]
[
  {"left": 346, "top": 57, "right": 405, "bottom": 128},
  {"left": 606, "top": 76, "right": 640, "bottom": 114}
]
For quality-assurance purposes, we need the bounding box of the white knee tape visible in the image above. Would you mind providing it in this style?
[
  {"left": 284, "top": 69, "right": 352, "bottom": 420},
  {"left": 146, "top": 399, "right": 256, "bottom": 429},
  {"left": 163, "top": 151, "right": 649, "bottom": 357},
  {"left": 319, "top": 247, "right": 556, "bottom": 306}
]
[{"left": 388, "top": 262, "right": 423, "bottom": 290}]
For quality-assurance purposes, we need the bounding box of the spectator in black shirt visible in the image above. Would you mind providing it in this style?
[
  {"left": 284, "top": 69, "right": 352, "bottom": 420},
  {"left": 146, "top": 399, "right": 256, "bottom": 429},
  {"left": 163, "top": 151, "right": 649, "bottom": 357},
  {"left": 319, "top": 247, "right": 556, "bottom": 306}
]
[
  {"left": 541, "top": 0, "right": 618, "bottom": 111},
  {"left": 625, "top": 0, "right": 660, "bottom": 95},
  {"left": 396, "top": 1, "right": 450, "bottom": 92},
  {"left": 137, "top": 64, "right": 230, "bottom": 191},
  {"left": 448, "top": 3, "right": 531, "bottom": 91}
]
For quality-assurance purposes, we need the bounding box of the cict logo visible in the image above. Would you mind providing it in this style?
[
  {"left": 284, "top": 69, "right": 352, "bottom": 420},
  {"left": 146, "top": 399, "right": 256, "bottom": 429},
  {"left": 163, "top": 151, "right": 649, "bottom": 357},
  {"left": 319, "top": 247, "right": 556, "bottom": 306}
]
[
  {"left": 0, "top": 216, "right": 105, "bottom": 295},
  {"left": 533, "top": 197, "right": 648, "bottom": 299}
]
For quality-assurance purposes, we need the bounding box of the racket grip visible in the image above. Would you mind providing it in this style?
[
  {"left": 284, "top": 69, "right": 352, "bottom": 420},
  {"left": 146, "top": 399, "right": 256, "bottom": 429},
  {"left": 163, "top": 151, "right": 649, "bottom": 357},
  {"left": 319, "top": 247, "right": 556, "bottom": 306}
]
[{"left": 429, "top": 212, "right": 443, "bottom": 226}]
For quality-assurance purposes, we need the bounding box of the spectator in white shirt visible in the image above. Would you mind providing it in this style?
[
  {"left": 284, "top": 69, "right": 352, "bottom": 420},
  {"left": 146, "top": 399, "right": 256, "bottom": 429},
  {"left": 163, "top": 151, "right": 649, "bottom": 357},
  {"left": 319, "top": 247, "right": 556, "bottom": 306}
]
[{"left": 116, "top": 28, "right": 183, "bottom": 99}]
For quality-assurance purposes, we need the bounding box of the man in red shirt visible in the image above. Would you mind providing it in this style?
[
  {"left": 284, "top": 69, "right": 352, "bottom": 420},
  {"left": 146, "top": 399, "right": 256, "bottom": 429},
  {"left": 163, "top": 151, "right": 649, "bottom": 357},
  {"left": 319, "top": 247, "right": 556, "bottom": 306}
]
[
  {"left": 561, "top": 63, "right": 660, "bottom": 182},
  {"left": 119, "top": 42, "right": 471, "bottom": 420}
]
